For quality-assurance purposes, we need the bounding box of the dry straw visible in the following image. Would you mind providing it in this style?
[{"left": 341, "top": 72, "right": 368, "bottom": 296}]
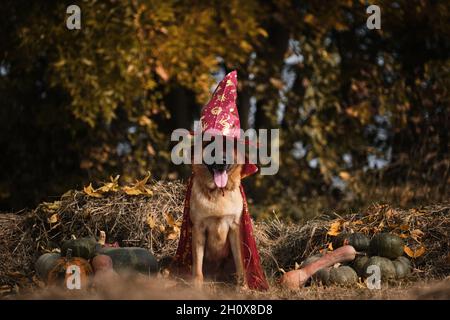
[{"left": 0, "top": 179, "right": 448, "bottom": 292}]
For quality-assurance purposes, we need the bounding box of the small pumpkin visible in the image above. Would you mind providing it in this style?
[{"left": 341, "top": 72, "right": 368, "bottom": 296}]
[
  {"left": 369, "top": 233, "right": 404, "bottom": 259},
  {"left": 352, "top": 255, "right": 369, "bottom": 277},
  {"left": 35, "top": 252, "right": 61, "bottom": 282},
  {"left": 97, "top": 247, "right": 158, "bottom": 274},
  {"left": 62, "top": 236, "right": 98, "bottom": 260},
  {"left": 393, "top": 256, "right": 412, "bottom": 279},
  {"left": 332, "top": 233, "right": 370, "bottom": 252},
  {"left": 329, "top": 266, "right": 358, "bottom": 286},
  {"left": 302, "top": 254, "right": 330, "bottom": 284},
  {"left": 47, "top": 250, "right": 93, "bottom": 289},
  {"left": 363, "top": 256, "right": 396, "bottom": 280}
]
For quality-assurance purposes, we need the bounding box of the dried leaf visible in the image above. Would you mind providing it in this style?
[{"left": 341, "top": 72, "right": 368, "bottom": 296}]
[
  {"left": 304, "top": 14, "right": 316, "bottom": 24},
  {"left": 327, "top": 220, "right": 342, "bottom": 236},
  {"left": 339, "top": 171, "right": 351, "bottom": 180},
  {"left": 404, "top": 245, "right": 426, "bottom": 258},
  {"left": 47, "top": 214, "right": 59, "bottom": 224},
  {"left": 147, "top": 215, "right": 156, "bottom": 229},
  {"left": 98, "top": 175, "right": 120, "bottom": 193},
  {"left": 83, "top": 183, "right": 103, "bottom": 198},
  {"left": 399, "top": 224, "right": 409, "bottom": 231},
  {"left": 165, "top": 212, "right": 176, "bottom": 227},
  {"left": 410, "top": 229, "right": 425, "bottom": 241},
  {"left": 327, "top": 242, "right": 334, "bottom": 251},
  {"left": 166, "top": 232, "right": 178, "bottom": 240},
  {"left": 122, "top": 172, "right": 153, "bottom": 196},
  {"left": 294, "top": 262, "right": 300, "bottom": 270}
]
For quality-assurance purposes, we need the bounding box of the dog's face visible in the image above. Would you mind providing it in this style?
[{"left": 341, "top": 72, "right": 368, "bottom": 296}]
[{"left": 192, "top": 138, "right": 242, "bottom": 191}]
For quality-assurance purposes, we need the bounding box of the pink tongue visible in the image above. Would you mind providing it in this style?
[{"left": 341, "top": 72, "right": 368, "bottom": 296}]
[{"left": 213, "top": 170, "right": 228, "bottom": 188}]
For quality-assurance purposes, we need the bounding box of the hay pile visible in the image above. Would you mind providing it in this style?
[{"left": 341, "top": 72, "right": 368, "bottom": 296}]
[
  {"left": 257, "top": 203, "right": 450, "bottom": 278},
  {"left": 0, "top": 179, "right": 449, "bottom": 292}
]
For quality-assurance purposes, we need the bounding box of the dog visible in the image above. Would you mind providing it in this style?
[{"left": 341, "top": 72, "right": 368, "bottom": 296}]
[{"left": 189, "top": 143, "right": 247, "bottom": 288}]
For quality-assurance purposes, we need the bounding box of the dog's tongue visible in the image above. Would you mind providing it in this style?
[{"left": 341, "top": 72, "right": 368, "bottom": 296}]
[{"left": 213, "top": 170, "right": 228, "bottom": 188}]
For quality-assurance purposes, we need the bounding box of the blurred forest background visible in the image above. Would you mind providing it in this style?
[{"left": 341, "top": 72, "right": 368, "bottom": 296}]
[{"left": 0, "top": 0, "right": 448, "bottom": 219}]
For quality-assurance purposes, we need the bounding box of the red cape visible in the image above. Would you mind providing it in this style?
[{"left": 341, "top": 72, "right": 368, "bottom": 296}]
[{"left": 171, "top": 167, "right": 269, "bottom": 291}]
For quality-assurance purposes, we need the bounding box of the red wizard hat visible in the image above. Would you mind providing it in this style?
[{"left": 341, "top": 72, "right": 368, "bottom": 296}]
[
  {"left": 199, "top": 70, "right": 257, "bottom": 178},
  {"left": 200, "top": 70, "right": 241, "bottom": 138}
]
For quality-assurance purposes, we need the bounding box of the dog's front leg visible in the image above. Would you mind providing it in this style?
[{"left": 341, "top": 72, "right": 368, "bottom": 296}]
[
  {"left": 229, "top": 223, "right": 247, "bottom": 289},
  {"left": 192, "top": 224, "right": 205, "bottom": 288}
]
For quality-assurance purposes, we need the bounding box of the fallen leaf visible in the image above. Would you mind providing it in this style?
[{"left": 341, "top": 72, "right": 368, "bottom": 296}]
[
  {"left": 147, "top": 215, "right": 156, "bottom": 229},
  {"left": 47, "top": 214, "right": 59, "bottom": 224},
  {"left": 83, "top": 183, "right": 103, "bottom": 198},
  {"left": 165, "top": 212, "right": 176, "bottom": 227},
  {"left": 122, "top": 172, "right": 153, "bottom": 196},
  {"left": 166, "top": 232, "right": 178, "bottom": 240},
  {"left": 304, "top": 14, "right": 316, "bottom": 24},
  {"left": 294, "top": 262, "right": 300, "bottom": 270},
  {"left": 404, "top": 245, "right": 426, "bottom": 258},
  {"left": 98, "top": 175, "right": 120, "bottom": 193},
  {"left": 155, "top": 62, "right": 169, "bottom": 82},
  {"left": 327, "top": 220, "right": 342, "bottom": 236},
  {"left": 410, "top": 229, "right": 425, "bottom": 241},
  {"left": 399, "top": 224, "right": 409, "bottom": 231},
  {"left": 399, "top": 233, "right": 408, "bottom": 239},
  {"left": 339, "top": 171, "right": 351, "bottom": 180},
  {"left": 327, "top": 242, "right": 334, "bottom": 251}
]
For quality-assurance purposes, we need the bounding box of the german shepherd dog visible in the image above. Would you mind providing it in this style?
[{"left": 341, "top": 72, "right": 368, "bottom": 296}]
[{"left": 190, "top": 139, "right": 247, "bottom": 288}]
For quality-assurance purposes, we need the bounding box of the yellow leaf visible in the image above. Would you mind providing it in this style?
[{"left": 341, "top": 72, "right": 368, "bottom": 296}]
[
  {"left": 304, "top": 14, "right": 316, "bottom": 25},
  {"left": 83, "top": 183, "right": 103, "bottom": 198},
  {"left": 155, "top": 62, "right": 169, "bottom": 82},
  {"left": 138, "top": 115, "right": 152, "bottom": 127},
  {"left": 239, "top": 40, "right": 252, "bottom": 52},
  {"left": 404, "top": 246, "right": 426, "bottom": 258},
  {"left": 165, "top": 212, "right": 176, "bottom": 227},
  {"left": 257, "top": 28, "right": 268, "bottom": 38},
  {"left": 47, "top": 214, "right": 59, "bottom": 224},
  {"left": 122, "top": 186, "right": 143, "bottom": 195},
  {"left": 122, "top": 172, "right": 153, "bottom": 196},
  {"left": 166, "top": 232, "right": 178, "bottom": 240},
  {"left": 98, "top": 175, "right": 120, "bottom": 193},
  {"left": 410, "top": 229, "right": 425, "bottom": 240},
  {"left": 327, "top": 242, "right": 334, "bottom": 251},
  {"left": 339, "top": 171, "right": 351, "bottom": 180},
  {"left": 334, "top": 22, "right": 348, "bottom": 31},
  {"left": 147, "top": 215, "right": 156, "bottom": 229},
  {"left": 327, "top": 220, "right": 342, "bottom": 236},
  {"left": 159, "top": 225, "right": 166, "bottom": 233}
]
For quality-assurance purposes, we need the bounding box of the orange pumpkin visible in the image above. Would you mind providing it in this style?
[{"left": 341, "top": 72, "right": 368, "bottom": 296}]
[{"left": 47, "top": 249, "right": 93, "bottom": 290}]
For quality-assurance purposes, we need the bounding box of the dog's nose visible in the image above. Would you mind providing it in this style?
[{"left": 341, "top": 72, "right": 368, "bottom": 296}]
[
  {"left": 206, "top": 157, "right": 230, "bottom": 172},
  {"left": 211, "top": 162, "right": 228, "bottom": 172}
]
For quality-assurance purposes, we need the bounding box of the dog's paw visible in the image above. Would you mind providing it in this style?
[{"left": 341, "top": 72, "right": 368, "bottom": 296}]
[{"left": 193, "top": 276, "right": 204, "bottom": 289}]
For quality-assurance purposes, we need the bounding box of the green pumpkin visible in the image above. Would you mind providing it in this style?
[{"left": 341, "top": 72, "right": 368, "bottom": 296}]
[
  {"left": 363, "top": 256, "right": 396, "bottom": 280},
  {"left": 332, "top": 233, "right": 370, "bottom": 252},
  {"left": 61, "top": 237, "right": 97, "bottom": 260},
  {"left": 329, "top": 266, "right": 358, "bottom": 286},
  {"left": 352, "top": 255, "right": 369, "bottom": 277},
  {"left": 393, "top": 256, "right": 412, "bottom": 279},
  {"left": 302, "top": 254, "right": 330, "bottom": 284},
  {"left": 369, "top": 233, "right": 404, "bottom": 259},
  {"left": 35, "top": 252, "right": 61, "bottom": 282},
  {"left": 98, "top": 247, "right": 158, "bottom": 274}
]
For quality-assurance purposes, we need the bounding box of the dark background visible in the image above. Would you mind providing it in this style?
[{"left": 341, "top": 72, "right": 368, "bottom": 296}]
[{"left": 0, "top": 0, "right": 448, "bottom": 219}]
